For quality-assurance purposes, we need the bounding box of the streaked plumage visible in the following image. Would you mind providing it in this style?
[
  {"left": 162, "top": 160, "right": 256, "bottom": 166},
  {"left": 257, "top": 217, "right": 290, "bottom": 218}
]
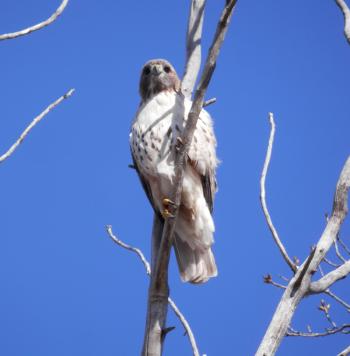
[{"left": 130, "top": 59, "right": 218, "bottom": 283}]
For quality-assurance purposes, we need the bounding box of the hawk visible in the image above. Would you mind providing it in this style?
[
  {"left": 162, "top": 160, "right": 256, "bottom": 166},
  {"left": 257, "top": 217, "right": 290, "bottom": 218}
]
[{"left": 130, "top": 59, "right": 218, "bottom": 284}]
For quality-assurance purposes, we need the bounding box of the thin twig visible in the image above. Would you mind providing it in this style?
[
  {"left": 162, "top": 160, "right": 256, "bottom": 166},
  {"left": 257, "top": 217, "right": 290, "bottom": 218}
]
[
  {"left": 335, "top": 0, "right": 350, "bottom": 44},
  {"left": 106, "top": 225, "right": 200, "bottom": 356},
  {"left": 263, "top": 274, "right": 286, "bottom": 289},
  {"left": 203, "top": 98, "right": 217, "bottom": 107},
  {"left": 318, "top": 299, "right": 337, "bottom": 328},
  {"left": 324, "top": 290, "right": 350, "bottom": 311},
  {"left": 107, "top": 225, "right": 151, "bottom": 275},
  {"left": 0, "top": 0, "right": 69, "bottom": 41},
  {"left": 0, "top": 88, "right": 75, "bottom": 163},
  {"left": 259, "top": 112, "right": 297, "bottom": 273},
  {"left": 338, "top": 237, "right": 350, "bottom": 255},
  {"left": 286, "top": 324, "right": 350, "bottom": 337},
  {"left": 323, "top": 257, "right": 340, "bottom": 268},
  {"left": 335, "top": 239, "right": 347, "bottom": 263},
  {"left": 318, "top": 266, "right": 350, "bottom": 311}
]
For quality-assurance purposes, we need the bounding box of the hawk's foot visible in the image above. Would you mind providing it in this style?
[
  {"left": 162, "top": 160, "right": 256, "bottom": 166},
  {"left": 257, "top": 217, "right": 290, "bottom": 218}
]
[
  {"left": 161, "top": 209, "right": 174, "bottom": 219},
  {"left": 162, "top": 198, "right": 176, "bottom": 219},
  {"left": 162, "top": 198, "right": 176, "bottom": 207}
]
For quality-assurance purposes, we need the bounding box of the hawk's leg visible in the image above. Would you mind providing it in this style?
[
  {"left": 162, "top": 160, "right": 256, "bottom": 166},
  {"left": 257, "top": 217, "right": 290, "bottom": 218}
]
[{"left": 161, "top": 198, "right": 176, "bottom": 219}]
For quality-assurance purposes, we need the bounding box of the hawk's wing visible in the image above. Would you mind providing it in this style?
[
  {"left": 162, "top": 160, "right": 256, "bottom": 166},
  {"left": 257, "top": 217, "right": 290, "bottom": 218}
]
[
  {"left": 200, "top": 169, "right": 217, "bottom": 213},
  {"left": 131, "top": 149, "right": 158, "bottom": 214}
]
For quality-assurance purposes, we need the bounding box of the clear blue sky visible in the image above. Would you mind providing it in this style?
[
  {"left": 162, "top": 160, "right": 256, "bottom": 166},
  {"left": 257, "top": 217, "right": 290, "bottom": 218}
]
[{"left": 1, "top": 1, "right": 349, "bottom": 355}]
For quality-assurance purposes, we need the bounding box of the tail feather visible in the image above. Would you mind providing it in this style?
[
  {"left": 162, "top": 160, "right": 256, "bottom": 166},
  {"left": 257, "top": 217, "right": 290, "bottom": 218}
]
[{"left": 174, "top": 234, "right": 217, "bottom": 284}]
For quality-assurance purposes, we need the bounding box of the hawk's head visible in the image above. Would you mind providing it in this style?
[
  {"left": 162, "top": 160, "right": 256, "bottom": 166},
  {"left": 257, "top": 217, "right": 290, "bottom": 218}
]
[{"left": 139, "top": 59, "right": 180, "bottom": 101}]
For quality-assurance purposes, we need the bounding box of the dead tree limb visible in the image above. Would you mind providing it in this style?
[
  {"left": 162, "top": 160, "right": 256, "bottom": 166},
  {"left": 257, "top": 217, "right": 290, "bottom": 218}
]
[
  {"left": 142, "top": 1, "right": 237, "bottom": 355},
  {"left": 335, "top": 0, "right": 350, "bottom": 44},
  {"left": 255, "top": 112, "right": 350, "bottom": 356},
  {"left": 0, "top": 0, "right": 69, "bottom": 41},
  {"left": 106, "top": 225, "right": 200, "bottom": 356},
  {"left": 0, "top": 89, "right": 75, "bottom": 164}
]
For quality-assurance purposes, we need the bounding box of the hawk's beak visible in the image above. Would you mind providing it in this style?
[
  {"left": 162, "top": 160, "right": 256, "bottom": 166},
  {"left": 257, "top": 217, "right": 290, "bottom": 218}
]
[{"left": 151, "top": 64, "right": 162, "bottom": 76}]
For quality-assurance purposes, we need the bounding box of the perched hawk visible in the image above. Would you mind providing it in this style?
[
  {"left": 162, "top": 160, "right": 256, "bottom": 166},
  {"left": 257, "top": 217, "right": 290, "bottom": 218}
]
[{"left": 130, "top": 59, "right": 218, "bottom": 284}]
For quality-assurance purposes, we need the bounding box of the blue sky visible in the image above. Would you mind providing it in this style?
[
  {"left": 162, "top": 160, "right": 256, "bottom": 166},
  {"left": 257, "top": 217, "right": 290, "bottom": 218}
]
[{"left": 1, "top": 1, "right": 349, "bottom": 355}]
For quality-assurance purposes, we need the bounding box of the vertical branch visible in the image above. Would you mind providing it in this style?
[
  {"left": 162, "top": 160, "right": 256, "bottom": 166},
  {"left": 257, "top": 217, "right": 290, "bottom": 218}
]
[
  {"left": 259, "top": 113, "right": 297, "bottom": 272},
  {"left": 335, "top": 0, "right": 350, "bottom": 44},
  {"left": 181, "top": 0, "right": 206, "bottom": 98},
  {"left": 142, "top": 1, "right": 237, "bottom": 355},
  {"left": 106, "top": 226, "right": 200, "bottom": 356}
]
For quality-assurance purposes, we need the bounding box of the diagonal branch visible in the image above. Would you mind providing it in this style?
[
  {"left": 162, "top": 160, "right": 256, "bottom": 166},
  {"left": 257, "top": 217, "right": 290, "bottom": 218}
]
[
  {"left": 106, "top": 225, "right": 200, "bottom": 356},
  {"left": 0, "top": 0, "right": 69, "bottom": 41},
  {"left": 259, "top": 112, "right": 297, "bottom": 272},
  {"left": 0, "top": 88, "right": 75, "bottom": 164},
  {"left": 335, "top": 0, "right": 350, "bottom": 44},
  {"left": 338, "top": 345, "right": 350, "bottom": 356},
  {"left": 142, "top": 1, "right": 237, "bottom": 355},
  {"left": 309, "top": 260, "right": 350, "bottom": 294},
  {"left": 324, "top": 289, "right": 350, "bottom": 311},
  {"left": 181, "top": 0, "right": 206, "bottom": 98}
]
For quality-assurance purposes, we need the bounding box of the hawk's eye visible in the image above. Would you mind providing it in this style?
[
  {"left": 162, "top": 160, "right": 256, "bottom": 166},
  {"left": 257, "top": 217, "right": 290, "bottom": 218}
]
[
  {"left": 164, "top": 66, "right": 171, "bottom": 73},
  {"left": 143, "top": 66, "right": 151, "bottom": 75}
]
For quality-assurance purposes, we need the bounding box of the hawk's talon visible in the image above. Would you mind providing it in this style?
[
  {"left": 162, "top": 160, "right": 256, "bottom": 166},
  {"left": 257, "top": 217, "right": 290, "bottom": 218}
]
[
  {"left": 161, "top": 209, "right": 174, "bottom": 219},
  {"left": 163, "top": 198, "right": 176, "bottom": 207}
]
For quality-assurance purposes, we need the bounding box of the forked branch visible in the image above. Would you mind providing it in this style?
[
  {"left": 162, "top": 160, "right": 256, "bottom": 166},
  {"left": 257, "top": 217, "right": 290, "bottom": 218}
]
[
  {"left": 256, "top": 114, "right": 350, "bottom": 355},
  {"left": 106, "top": 225, "right": 200, "bottom": 356},
  {"left": 0, "top": 0, "right": 69, "bottom": 41}
]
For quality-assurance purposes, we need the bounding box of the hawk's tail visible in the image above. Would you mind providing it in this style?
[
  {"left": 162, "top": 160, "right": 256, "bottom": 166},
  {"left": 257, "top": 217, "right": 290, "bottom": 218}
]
[{"left": 173, "top": 234, "right": 217, "bottom": 284}]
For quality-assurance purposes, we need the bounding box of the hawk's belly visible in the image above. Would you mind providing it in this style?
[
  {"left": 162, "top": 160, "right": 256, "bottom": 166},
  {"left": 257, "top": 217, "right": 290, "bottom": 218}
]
[{"left": 130, "top": 92, "right": 183, "bottom": 179}]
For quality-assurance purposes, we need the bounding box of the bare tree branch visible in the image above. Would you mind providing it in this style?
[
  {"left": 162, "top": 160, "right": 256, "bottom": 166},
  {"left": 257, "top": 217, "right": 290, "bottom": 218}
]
[
  {"left": 309, "top": 260, "right": 350, "bottom": 294},
  {"left": 335, "top": 239, "right": 347, "bottom": 263},
  {"left": 263, "top": 274, "right": 287, "bottom": 289},
  {"left": 259, "top": 112, "right": 297, "bottom": 273},
  {"left": 287, "top": 324, "right": 350, "bottom": 337},
  {"left": 319, "top": 265, "right": 350, "bottom": 310},
  {"left": 338, "top": 344, "right": 350, "bottom": 356},
  {"left": 203, "top": 97, "right": 217, "bottom": 107},
  {"left": 107, "top": 225, "right": 151, "bottom": 275},
  {"left": 106, "top": 225, "right": 200, "bottom": 356},
  {"left": 256, "top": 134, "right": 350, "bottom": 354},
  {"left": 142, "top": 1, "right": 237, "bottom": 355},
  {"left": 324, "top": 289, "right": 350, "bottom": 311},
  {"left": 181, "top": 0, "right": 206, "bottom": 98},
  {"left": 0, "top": 0, "right": 69, "bottom": 41},
  {"left": 338, "top": 236, "right": 350, "bottom": 255},
  {"left": 0, "top": 88, "right": 75, "bottom": 164},
  {"left": 335, "top": 0, "right": 350, "bottom": 44},
  {"left": 323, "top": 257, "right": 340, "bottom": 268}
]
